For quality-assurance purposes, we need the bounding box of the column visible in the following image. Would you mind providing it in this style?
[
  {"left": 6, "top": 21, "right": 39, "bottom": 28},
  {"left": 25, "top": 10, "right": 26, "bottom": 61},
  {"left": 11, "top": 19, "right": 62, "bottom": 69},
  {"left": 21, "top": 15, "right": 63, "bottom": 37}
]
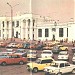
[
  {"left": 9, "top": 21, "right": 12, "bottom": 38},
  {"left": 29, "top": 19, "right": 33, "bottom": 40},
  {"left": 25, "top": 19, "right": 28, "bottom": 40},
  {"left": 1, "top": 21, "right": 3, "bottom": 39},
  {"left": 4, "top": 21, "right": 7, "bottom": 39}
]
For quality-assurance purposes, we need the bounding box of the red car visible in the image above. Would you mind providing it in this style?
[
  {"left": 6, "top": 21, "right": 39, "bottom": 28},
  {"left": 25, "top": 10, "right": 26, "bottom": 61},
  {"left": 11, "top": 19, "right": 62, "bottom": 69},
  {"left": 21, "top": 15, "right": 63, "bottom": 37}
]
[{"left": 0, "top": 54, "right": 28, "bottom": 66}]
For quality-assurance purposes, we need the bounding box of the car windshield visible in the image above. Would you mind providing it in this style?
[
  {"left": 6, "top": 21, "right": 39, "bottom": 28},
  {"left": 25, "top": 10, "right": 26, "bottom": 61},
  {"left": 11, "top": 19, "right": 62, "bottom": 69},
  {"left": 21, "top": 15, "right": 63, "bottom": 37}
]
[
  {"left": 59, "top": 51, "right": 68, "bottom": 55},
  {"left": 35, "top": 59, "right": 41, "bottom": 64},
  {"left": 51, "top": 63, "right": 58, "bottom": 67},
  {"left": 27, "top": 51, "right": 36, "bottom": 54},
  {"left": 16, "top": 50, "right": 24, "bottom": 53},
  {"left": 43, "top": 52, "right": 51, "bottom": 54},
  {"left": 0, "top": 55, "right": 9, "bottom": 58}
]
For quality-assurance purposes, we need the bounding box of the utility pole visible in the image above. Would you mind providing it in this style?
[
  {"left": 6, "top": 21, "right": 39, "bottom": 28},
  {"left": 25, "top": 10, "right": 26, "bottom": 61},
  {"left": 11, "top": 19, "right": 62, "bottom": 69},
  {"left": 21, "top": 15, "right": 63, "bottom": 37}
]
[{"left": 7, "top": 2, "right": 19, "bottom": 39}]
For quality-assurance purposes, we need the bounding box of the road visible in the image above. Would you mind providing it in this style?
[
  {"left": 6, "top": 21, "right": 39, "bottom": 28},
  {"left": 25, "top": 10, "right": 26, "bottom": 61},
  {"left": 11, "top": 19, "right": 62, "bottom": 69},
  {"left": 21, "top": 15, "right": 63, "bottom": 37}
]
[{"left": 0, "top": 42, "right": 74, "bottom": 75}]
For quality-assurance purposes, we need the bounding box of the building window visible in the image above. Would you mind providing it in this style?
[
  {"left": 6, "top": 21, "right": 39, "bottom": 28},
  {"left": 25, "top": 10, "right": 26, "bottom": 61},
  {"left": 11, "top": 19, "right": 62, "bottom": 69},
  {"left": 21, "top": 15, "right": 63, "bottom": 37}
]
[
  {"left": 67, "top": 28, "right": 68, "bottom": 37},
  {"left": 38, "top": 29, "right": 42, "bottom": 37},
  {"left": 2, "top": 21, "right": 4, "bottom": 27},
  {"left": 59, "top": 28, "right": 63, "bottom": 37},
  {"left": 28, "top": 19, "right": 30, "bottom": 26},
  {"left": 12, "top": 21, "right": 15, "bottom": 27},
  {"left": 33, "top": 19, "right": 35, "bottom": 26},
  {"left": 45, "top": 29, "right": 49, "bottom": 37},
  {"left": 33, "top": 29, "right": 34, "bottom": 31},
  {"left": 16, "top": 21, "right": 19, "bottom": 27},
  {"left": 33, "top": 34, "right": 34, "bottom": 40},
  {"left": 7, "top": 21, "right": 9, "bottom": 25}
]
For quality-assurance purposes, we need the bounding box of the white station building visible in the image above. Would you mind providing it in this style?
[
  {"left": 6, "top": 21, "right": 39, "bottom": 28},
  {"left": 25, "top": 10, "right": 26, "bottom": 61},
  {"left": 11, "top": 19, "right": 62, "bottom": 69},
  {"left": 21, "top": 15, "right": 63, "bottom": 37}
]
[{"left": 0, "top": 13, "right": 75, "bottom": 41}]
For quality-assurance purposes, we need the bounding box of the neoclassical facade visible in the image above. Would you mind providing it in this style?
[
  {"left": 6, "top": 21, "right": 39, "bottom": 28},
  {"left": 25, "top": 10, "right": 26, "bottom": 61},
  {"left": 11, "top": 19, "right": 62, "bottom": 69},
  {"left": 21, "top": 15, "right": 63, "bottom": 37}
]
[{"left": 0, "top": 13, "right": 75, "bottom": 41}]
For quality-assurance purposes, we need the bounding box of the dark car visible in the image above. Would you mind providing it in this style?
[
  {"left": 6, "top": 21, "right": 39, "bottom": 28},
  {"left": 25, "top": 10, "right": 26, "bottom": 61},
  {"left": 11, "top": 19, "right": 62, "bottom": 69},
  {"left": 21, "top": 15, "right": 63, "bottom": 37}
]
[
  {"left": 72, "top": 47, "right": 75, "bottom": 52},
  {"left": 35, "top": 44, "right": 44, "bottom": 50},
  {"left": 52, "top": 46, "right": 61, "bottom": 53},
  {"left": 23, "top": 43, "right": 30, "bottom": 49}
]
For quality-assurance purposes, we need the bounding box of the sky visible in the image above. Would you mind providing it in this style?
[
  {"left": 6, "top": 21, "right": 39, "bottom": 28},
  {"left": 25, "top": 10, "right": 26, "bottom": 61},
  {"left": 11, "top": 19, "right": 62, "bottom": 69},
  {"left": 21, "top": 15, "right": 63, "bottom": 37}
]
[{"left": 0, "top": 0, "right": 74, "bottom": 23}]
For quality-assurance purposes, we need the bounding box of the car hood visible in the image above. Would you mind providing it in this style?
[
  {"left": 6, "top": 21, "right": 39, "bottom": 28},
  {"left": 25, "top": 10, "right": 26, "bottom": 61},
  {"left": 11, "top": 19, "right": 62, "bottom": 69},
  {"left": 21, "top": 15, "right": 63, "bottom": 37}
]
[{"left": 44, "top": 66, "right": 57, "bottom": 71}]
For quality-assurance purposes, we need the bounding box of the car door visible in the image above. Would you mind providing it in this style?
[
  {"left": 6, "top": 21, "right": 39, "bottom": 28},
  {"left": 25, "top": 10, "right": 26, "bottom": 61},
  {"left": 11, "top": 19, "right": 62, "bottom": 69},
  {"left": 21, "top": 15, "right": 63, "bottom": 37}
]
[
  {"left": 37, "top": 60, "right": 48, "bottom": 70},
  {"left": 59, "top": 63, "right": 71, "bottom": 73},
  {"left": 38, "top": 59, "right": 53, "bottom": 70},
  {"left": 65, "top": 63, "right": 72, "bottom": 73},
  {"left": 7, "top": 55, "right": 16, "bottom": 64},
  {"left": 12, "top": 55, "right": 21, "bottom": 64},
  {"left": 59, "top": 63, "right": 66, "bottom": 73}
]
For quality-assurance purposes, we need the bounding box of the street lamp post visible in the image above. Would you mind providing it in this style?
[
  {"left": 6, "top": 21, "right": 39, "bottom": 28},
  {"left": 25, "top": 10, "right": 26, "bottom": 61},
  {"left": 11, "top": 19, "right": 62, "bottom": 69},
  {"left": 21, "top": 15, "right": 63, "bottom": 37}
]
[
  {"left": 7, "top": 2, "right": 13, "bottom": 39},
  {"left": 7, "top": 2, "right": 19, "bottom": 40}
]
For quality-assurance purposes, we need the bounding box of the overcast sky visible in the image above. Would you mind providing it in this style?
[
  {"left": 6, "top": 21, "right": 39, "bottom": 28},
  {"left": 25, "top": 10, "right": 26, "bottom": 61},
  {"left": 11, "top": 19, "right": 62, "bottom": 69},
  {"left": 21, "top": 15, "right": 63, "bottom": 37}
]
[{"left": 0, "top": 0, "right": 74, "bottom": 22}]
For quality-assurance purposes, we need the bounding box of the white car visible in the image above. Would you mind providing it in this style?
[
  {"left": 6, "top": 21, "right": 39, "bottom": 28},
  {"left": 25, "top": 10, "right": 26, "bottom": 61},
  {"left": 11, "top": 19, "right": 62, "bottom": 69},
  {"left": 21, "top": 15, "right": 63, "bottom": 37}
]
[
  {"left": 6, "top": 43, "right": 17, "bottom": 48},
  {"left": 44, "top": 61, "right": 75, "bottom": 75},
  {"left": 14, "top": 49, "right": 27, "bottom": 57},
  {"left": 72, "top": 53, "right": 75, "bottom": 64},
  {"left": 0, "top": 49, "right": 15, "bottom": 55},
  {"left": 27, "top": 50, "right": 37, "bottom": 59},
  {"left": 58, "top": 51, "right": 69, "bottom": 61},
  {"left": 41, "top": 50, "right": 53, "bottom": 58}
]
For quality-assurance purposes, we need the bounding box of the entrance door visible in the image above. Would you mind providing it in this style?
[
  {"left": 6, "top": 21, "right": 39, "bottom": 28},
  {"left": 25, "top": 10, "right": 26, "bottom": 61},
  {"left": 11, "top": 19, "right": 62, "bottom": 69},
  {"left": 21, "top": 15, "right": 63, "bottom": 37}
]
[
  {"left": 52, "top": 34, "right": 55, "bottom": 41},
  {"left": 16, "top": 31, "right": 18, "bottom": 38}
]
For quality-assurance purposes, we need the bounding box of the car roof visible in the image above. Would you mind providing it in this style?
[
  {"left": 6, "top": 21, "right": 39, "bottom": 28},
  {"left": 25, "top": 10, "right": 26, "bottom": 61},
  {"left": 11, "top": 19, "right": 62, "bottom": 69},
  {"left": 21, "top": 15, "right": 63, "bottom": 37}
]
[
  {"left": 54, "top": 61, "right": 67, "bottom": 63},
  {"left": 16, "top": 49, "right": 26, "bottom": 51}
]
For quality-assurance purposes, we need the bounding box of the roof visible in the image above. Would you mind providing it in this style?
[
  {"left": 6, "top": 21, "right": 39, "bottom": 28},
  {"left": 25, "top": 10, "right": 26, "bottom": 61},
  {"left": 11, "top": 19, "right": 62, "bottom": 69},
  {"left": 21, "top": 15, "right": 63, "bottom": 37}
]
[{"left": 54, "top": 61, "right": 67, "bottom": 63}]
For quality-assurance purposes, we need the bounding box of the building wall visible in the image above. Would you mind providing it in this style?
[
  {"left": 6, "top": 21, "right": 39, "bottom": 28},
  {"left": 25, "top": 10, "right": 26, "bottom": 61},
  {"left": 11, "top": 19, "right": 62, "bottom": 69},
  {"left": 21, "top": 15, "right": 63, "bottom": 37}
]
[{"left": 0, "top": 14, "right": 75, "bottom": 42}]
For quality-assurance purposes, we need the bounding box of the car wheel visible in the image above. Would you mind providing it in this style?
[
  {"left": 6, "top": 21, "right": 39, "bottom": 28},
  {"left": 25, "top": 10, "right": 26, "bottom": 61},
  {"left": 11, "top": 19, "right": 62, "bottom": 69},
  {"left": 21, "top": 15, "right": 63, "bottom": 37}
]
[
  {"left": 72, "top": 69, "right": 75, "bottom": 73},
  {"left": 33, "top": 67, "right": 38, "bottom": 73},
  {"left": 57, "top": 72, "right": 62, "bottom": 75},
  {"left": 19, "top": 61, "right": 24, "bottom": 65},
  {"left": 1, "top": 62, "right": 7, "bottom": 66}
]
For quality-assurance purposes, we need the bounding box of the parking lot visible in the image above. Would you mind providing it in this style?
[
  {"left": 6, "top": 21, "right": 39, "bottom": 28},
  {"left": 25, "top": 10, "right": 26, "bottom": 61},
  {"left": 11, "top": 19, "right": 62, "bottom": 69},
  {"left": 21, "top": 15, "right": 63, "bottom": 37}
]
[{"left": 0, "top": 41, "right": 75, "bottom": 75}]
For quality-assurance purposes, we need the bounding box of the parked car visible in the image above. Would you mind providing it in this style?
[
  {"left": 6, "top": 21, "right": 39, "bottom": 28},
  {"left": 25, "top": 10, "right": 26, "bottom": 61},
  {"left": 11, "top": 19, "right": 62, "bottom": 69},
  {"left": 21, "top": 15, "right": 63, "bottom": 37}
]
[
  {"left": 41, "top": 50, "right": 53, "bottom": 58},
  {"left": 58, "top": 51, "right": 69, "bottom": 61},
  {"left": 16, "top": 43, "right": 23, "bottom": 48},
  {"left": 72, "top": 53, "right": 75, "bottom": 64},
  {"left": 27, "top": 50, "right": 37, "bottom": 60},
  {"left": 0, "top": 49, "right": 15, "bottom": 55},
  {"left": 23, "top": 43, "right": 30, "bottom": 49},
  {"left": 6, "top": 43, "right": 17, "bottom": 48},
  {"left": 52, "top": 46, "right": 61, "bottom": 53},
  {"left": 35, "top": 44, "right": 44, "bottom": 50},
  {"left": 72, "top": 47, "right": 75, "bottom": 52},
  {"left": 14, "top": 49, "right": 27, "bottom": 57},
  {"left": 59, "top": 45, "right": 68, "bottom": 51},
  {"left": 44, "top": 61, "right": 75, "bottom": 75},
  {"left": 0, "top": 54, "right": 28, "bottom": 66},
  {"left": 26, "top": 57, "right": 55, "bottom": 73}
]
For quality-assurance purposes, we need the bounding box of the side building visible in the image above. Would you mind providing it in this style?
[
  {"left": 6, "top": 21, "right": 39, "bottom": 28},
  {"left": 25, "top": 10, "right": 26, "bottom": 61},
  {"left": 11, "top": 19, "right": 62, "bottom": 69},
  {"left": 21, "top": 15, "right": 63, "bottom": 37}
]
[{"left": 0, "top": 13, "right": 75, "bottom": 41}]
